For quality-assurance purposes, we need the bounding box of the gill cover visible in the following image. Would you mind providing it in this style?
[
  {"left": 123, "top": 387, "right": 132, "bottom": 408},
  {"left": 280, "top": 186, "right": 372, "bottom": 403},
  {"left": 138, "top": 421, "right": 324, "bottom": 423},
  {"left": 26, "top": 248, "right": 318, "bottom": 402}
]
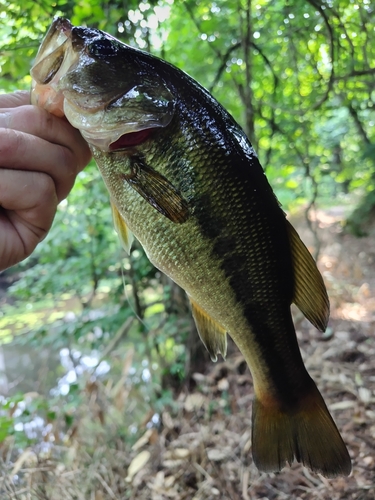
[
  {"left": 63, "top": 26, "right": 176, "bottom": 151},
  {"left": 63, "top": 81, "right": 175, "bottom": 151}
]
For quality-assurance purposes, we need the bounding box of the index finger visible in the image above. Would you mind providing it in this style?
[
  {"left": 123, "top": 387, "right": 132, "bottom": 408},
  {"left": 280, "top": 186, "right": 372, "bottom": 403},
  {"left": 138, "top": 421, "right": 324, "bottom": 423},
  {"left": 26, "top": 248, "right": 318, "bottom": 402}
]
[{"left": 0, "top": 91, "right": 30, "bottom": 108}]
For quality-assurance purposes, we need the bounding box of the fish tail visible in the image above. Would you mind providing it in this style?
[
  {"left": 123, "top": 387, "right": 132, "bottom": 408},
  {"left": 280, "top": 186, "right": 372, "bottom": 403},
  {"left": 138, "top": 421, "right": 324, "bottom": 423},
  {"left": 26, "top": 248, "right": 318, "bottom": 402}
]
[{"left": 251, "top": 382, "right": 351, "bottom": 478}]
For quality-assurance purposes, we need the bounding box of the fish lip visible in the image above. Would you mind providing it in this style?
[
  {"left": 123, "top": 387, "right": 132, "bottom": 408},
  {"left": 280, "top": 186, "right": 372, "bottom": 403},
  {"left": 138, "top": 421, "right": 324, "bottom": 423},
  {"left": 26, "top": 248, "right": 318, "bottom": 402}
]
[
  {"left": 31, "top": 17, "right": 73, "bottom": 79},
  {"left": 54, "top": 17, "right": 73, "bottom": 35},
  {"left": 45, "top": 16, "right": 72, "bottom": 37},
  {"left": 38, "top": 17, "right": 73, "bottom": 55},
  {"left": 30, "top": 17, "right": 77, "bottom": 112}
]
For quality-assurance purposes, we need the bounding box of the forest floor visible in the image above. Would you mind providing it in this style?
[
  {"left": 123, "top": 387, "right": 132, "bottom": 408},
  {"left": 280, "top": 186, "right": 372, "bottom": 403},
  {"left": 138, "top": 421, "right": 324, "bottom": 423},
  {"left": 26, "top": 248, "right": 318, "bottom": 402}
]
[{"left": 1, "top": 206, "right": 375, "bottom": 499}]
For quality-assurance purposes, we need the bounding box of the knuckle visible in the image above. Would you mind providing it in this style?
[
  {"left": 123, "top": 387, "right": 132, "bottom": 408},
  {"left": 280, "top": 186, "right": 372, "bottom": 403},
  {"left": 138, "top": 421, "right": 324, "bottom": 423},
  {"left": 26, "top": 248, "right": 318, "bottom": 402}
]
[
  {"left": 12, "top": 105, "right": 55, "bottom": 139},
  {"left": 0, "top": 128, "right": 26, "bottom": 160},
  {"left": 60, "top": 144, "right": 78, "bottom": 178},
  {"left": 53, "top": 146, "right": 78, "bottom": 201},
  {"left": 64, "top": 131, "right": 86, "bottom": 169},
  {"left": 35, "top": 172, "right": 56, "bottom": 203},
  {"left": 29, "top": 106, "right": 54, "bottom": 134}
]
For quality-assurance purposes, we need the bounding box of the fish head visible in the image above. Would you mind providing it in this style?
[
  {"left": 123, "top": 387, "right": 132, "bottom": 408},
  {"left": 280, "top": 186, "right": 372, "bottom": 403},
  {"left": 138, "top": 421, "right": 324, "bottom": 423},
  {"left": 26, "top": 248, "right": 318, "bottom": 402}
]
[{"left": 31, "top": 17, "right": 175, "bottom": 151}]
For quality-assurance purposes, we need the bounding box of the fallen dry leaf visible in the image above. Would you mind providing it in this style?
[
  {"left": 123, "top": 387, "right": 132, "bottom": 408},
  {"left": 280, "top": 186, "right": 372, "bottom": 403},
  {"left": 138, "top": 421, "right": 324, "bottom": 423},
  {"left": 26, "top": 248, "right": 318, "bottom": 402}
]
[{"left": 126, "top": 450, "right": 151, "bottom": 482}]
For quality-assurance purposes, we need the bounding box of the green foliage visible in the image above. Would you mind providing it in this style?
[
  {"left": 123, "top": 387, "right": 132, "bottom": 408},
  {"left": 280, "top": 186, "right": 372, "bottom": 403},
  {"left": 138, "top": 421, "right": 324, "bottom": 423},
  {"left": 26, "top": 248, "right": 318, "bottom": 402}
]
[
  {"left": 9, "top": 163, "right": 121, "bottom": 300},
  {"left": 2, "top": 0, "right": 374, "bottom": 202}
]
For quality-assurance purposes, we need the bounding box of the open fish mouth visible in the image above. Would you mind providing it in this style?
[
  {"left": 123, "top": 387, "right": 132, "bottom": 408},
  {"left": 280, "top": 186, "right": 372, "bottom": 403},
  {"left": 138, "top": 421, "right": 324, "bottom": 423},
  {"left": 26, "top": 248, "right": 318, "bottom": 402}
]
[
  {"left": 31, "top": 17, "right": 175, "bottom": 150},
  {"left": 31, "top": 18, "right": 75, "bottom": 117}
]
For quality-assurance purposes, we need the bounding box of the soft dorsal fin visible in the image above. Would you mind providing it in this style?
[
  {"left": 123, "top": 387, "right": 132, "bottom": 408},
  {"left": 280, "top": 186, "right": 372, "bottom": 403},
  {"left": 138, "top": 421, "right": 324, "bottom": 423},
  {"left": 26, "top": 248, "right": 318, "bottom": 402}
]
[
  {"left": 111, "top": 200, "right": 134, "bottom": 254},
  {"left": 286, "top": 220, "right": 330, "bottom": 332},
  {"left": 189, "top": 298, "right": 227, "bottom": 362}
]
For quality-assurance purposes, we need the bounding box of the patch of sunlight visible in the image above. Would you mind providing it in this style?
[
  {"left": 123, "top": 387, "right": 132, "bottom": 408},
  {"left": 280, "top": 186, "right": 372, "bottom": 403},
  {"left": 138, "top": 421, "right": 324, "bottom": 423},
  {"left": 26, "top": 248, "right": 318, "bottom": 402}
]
[
  {"left": 144, "top": 303, "right": 165, "bottom": 318},
  {"left": 48, "top": 311, "right": 66, "bottom": 322},
  {"left": 0, "top": 328, "right": 12, "bottom": 343},
  {"left": 0, "top": 309, "right": 66, "bottom": 338},
  {"left": 336, "top": 302, "right": 368, "bottom": 321}
]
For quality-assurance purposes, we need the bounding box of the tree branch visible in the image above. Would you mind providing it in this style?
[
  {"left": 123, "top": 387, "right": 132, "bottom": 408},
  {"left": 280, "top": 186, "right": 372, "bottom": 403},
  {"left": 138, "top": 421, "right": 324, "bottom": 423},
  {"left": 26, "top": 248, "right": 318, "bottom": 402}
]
[
  {"left": 336, "top": 67, "right": 375, "bottom": 79},
  {"left": 239, "top": 0, "right": 255, "bottom": 142},
  {"left": 208, "top": 42, "right": 241, "bottom": 93},
  {"left": 251, "top": 41, "right": 279, "bottom": 95},
  {"left": 262, "top": 117, "right": 321, "bottom": 258},
  {"left": 305, "top": 0, "right": 335, "bottom": 110},
  {"left": 347, "top": 102, "right": 371, "bottom": 146}
]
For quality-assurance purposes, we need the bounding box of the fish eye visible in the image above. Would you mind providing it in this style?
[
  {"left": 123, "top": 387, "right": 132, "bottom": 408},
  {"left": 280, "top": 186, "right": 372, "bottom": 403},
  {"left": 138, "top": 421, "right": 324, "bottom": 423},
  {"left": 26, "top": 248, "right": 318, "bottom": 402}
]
[{"left": 88, "top": 39, "right": 118, "bottom": 58}]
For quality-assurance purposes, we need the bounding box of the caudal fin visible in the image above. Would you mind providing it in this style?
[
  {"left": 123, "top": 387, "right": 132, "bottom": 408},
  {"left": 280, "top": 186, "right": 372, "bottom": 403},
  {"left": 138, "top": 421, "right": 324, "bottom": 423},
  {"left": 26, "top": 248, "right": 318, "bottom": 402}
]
[{"left": 251, "top": 383, "right": 351, "bottom": 478}]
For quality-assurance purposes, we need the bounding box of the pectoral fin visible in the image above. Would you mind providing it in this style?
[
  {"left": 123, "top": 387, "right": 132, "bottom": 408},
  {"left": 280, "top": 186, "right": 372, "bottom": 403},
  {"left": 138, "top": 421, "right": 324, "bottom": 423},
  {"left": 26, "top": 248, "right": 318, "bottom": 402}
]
[
  {"left": 124, "top": 158, "right": 189, "bottom": 224},
  {"left": 286, "top": 220, "right": 329, "bottom": 331},
  {"left": 189, "top": 298, "right": 227, "bottom": 362},
  {"left": 111, "top": 200, "right": 134, "bottom": 254}
]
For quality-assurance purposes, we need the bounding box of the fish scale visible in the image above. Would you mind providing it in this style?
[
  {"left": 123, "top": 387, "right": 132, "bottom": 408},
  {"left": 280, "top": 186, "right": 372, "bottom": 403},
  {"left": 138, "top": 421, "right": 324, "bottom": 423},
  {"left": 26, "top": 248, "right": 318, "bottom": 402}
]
[{"left": 31, "top": 17, "right": 351, "bottom": 478}]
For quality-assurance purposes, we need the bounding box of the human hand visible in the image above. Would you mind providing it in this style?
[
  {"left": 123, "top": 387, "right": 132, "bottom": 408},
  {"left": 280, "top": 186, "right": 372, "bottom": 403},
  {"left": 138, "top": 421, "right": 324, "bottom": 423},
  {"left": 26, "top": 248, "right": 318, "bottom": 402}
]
[{"left": 0, "top": 91, "right": 91, "bottom": 271}]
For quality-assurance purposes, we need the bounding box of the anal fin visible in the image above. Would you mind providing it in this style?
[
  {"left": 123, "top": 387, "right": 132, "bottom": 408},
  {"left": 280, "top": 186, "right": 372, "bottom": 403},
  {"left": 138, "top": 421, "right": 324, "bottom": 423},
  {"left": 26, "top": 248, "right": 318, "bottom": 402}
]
[
  {"left": 189, "top": 298, "right": 227, "bottom": 362},
  {"left": 286, "top": 220, "right": 329, "bottom": 331},
  {"left": 111, "top": 200, "right": 134, "bottom": 254}
]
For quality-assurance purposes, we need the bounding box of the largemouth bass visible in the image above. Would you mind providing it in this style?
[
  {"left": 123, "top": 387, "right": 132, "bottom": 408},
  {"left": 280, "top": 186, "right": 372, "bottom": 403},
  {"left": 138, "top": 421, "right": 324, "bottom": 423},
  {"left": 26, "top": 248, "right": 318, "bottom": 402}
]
[{"left": 31, "top": 18, "right": 351, "bottom": 477}]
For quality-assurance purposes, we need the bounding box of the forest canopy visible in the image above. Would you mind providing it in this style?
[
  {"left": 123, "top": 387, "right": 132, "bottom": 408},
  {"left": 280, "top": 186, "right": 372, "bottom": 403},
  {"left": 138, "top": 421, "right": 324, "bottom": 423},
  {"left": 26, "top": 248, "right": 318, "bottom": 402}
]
[{"left": 1, "top": 0, "right": 374, "bottom": 215}]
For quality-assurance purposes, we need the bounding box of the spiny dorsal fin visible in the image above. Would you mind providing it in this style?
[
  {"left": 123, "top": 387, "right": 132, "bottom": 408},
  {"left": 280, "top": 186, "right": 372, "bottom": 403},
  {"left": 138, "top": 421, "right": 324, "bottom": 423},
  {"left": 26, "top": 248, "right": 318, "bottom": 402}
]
[
  {"left": 189, "top": 298, "right": 227, "bottom": 362},
  {"left": 286, "top": 220, "right": 329, "bottom": 332},
  {"left": 111, "top": 200, "right": 134, "bottom": 254}
]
